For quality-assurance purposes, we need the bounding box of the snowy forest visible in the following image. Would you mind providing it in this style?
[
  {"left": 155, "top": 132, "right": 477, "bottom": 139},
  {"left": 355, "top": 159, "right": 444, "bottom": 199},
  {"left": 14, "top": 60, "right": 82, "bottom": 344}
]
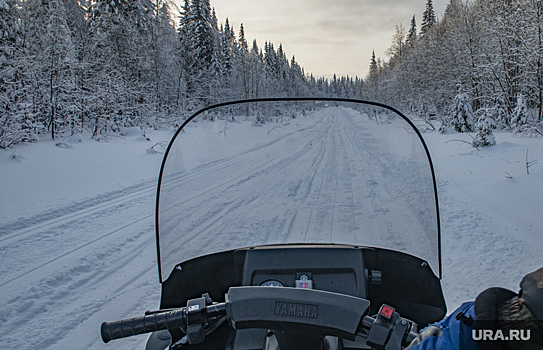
[
  {"left": 2, "top": 0, "right": 543, "bottom": 149},
  {"left": 0, "top": 0, "right": 364, "bottom": 148},
  {"left": 369, "top": 0, "right": 543, "bottom": 139}
]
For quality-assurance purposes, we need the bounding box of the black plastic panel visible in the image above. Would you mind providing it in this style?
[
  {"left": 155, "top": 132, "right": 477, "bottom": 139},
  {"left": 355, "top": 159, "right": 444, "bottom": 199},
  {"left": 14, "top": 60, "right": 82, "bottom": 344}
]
[
  {"left": 362, "top": 247, "right": 446, "bottom": 327},
  {"left": 242, "top": 245, "right": 367, "bottom": 299},
  {"left": 160, "top": 250, "right": 243, "bottom": 309},
  {"left": 226, "top": 286, "right": 370, "bottom": 339}
]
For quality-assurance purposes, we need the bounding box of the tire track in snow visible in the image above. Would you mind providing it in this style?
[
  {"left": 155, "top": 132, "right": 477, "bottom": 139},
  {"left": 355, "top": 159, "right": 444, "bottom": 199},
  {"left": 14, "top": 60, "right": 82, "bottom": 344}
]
[
  {"left": 0, "top": 197, "right": 159, "bottom": 350},
  {"left": 0, "top": 179, "right": 156, "bottom": 240},
  {"left": 301, "top": 114, "right": 338, "bottom": 242},
  {"left": 0, "top": 211, "right": 154, "bottom": 290},
  {"left": 158, "top": 118, "right": 332, "bottom": 262}
]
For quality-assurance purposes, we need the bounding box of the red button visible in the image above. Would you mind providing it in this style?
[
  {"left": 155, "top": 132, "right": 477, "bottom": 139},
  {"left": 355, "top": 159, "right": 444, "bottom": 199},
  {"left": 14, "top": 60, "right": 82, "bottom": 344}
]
[{"left": 380, "top": 305, "right": 394, "bottom": 319}]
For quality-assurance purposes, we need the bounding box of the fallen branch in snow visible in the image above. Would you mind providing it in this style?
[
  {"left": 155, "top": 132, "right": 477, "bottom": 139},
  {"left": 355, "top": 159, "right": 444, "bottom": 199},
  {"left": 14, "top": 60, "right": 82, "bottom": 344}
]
[
  {"left": 526, "top": 148, "right": 538, "bottom": 174},
  {"left": 505, "top": 172, "right": 513, "bottom": 179},
  {"left": 96, "top": 134, "right": 126, "bottom": 143},
  {"left": 416, "top": 117, "right": 436, "bottom": 131},
  {"left": 55, "top": 142, "right": 74, "bottom": 149},
  {"left": 216, "top": 124, "right": 228, "bottom": 138},
  {"left": 147, "top": 141, "right": 168, "bottom": 154},
  {"left": 267, "top": 126, "right": 282, "bottom": 135},
  {"left": 10, "top": 151, "right": 22, "bottom": 162},
  {"left": 445, "top": 134, "right": 480, "bottom": 151}
]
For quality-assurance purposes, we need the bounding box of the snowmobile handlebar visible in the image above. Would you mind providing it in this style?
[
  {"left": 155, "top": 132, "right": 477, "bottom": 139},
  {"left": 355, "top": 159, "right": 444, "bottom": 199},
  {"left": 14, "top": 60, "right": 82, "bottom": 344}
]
[
  {"left": 101, "top": 287, "right": 418, "bottom": 349},
  {"left": 101, "top": 296, "right": 227, "bottom": 344},
  {"left": 100, "top": 294, "right": 226, "bottom": 343},
  {"left": 101, "top": 308, "right": 187, "bottom": 343}
]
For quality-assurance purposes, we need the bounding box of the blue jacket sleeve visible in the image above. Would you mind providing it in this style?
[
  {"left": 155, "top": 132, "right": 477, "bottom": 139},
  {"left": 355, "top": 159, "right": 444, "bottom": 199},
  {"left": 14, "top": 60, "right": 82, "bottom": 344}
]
[{"left": 406, "top": 302, "right": 480, "bottom": 350}]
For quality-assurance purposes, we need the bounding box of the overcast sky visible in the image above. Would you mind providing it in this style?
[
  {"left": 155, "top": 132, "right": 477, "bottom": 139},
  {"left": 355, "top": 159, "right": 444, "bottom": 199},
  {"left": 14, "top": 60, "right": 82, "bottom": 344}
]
[{"left": 175, "top": 0, "right": 449, "bottom": 79}]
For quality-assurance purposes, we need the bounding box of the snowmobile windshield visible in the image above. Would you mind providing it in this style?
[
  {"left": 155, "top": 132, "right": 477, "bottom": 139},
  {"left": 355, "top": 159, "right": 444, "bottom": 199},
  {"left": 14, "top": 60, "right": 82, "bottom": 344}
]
[{"left": 156, "top": 99, "right": 441, "bottom": 282}]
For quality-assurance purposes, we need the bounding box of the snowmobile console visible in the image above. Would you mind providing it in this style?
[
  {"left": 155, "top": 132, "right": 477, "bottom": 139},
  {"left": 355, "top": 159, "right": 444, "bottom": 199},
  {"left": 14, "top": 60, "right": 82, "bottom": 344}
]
[{"left": 145, "top": 244, "right": 445, "bottom": 349}]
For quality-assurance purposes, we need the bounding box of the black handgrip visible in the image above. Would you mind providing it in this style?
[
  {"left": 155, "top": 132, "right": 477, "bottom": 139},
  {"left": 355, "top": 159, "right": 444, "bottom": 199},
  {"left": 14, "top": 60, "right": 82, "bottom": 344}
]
[{"left": 101, "top": 309, "right": 186, "bottom": 343}]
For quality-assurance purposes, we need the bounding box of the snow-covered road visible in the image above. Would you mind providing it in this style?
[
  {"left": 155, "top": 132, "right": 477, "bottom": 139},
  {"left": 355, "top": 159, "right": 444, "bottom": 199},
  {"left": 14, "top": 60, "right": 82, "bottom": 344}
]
[{"left": 1, "top": 104, "right": 542, "bottom": 350}]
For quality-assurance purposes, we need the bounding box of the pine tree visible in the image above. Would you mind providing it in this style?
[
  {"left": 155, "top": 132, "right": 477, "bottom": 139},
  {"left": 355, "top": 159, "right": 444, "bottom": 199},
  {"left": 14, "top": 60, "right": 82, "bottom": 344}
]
[
  {"left": 221, "top": 20, "right": 232, "bottom": 78},
  {"left": 178, "top": 0, "right": 190, "bottom": 35},
  {"left": 238, "top": 23, "right": 248, "bottom": 56},
  {"left": 406, "top": 15, "right": 417, "bottom": 46},
  {"left": 369, "top": 50, "right": 378, "bottom": 77},
  {"left": 187, "top": 0, "right": 213, "bottom": 65},
  {"left": 222, "top": 18, "right": 235, "bottom": 75},
  {"left": 447, "top": 85, "right": 475, "bottom": 132},
  {"left": 238, "top": 23, "right": 250, "bottom": 98},
  {"left": 185, "top": 0, "right": 214, "bottom": 106},
  {"left": 210, "top": 7, "right": 218, "bottom": 32},
  {"left": 248, "top": 39, "right": 262, "bottom": 98},
  {"left": 474, "top": 109, "right": 496, "bottom": 147},
  {"left": 421, "top": 0, "right": 436, "bottom": 35},
  {"left": 491, "top": 96, "right": 509, "bottom": 130},
  {"left": 276, "top": 43, "right": 287, "bottom": 81},
  {"left": 511, "top": 94, "right": 531, "bottom": 133},
  {"left": 264, "top": 41, "right": 276, "bottom": 78}
]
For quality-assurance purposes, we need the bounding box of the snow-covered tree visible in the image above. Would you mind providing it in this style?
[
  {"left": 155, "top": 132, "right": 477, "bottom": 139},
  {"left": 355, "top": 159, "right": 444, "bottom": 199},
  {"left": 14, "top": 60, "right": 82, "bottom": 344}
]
[
  {"left": 152, "top": 1, "right": 181, "bottom": 116},
  {"left": 238, "top": 23, "right": 250, "bottom": 99},
  {"left": 369, "top": 51, "right": 378, "bottom": 79},
  {"left": 25, "top": 0, "right": 76, "bottom": 139},
  {"left": 448, "top": 85, "right": 475, "bottom": 132},
  {"left": 406, "top": 15, "right": 417, "bottom": 47},
  {"left": 511, "top": 94, "right": 531, "bottom": 133},
  {"left": 220, "top": 18, "right": 236, "bottom": 88},
  {"left": 0, "top": 0, "right": 20, "bottom": 64},
  {"left": 184, "top": 0, "right": 214, "bottom": 106},
  {"left": 474, "top": 109, "right": 496, "bottom": 147},
  {"left": 247, "top": 38, "right": 263, "bottom": 98},
  {"left": 386, "top": 24, "right": 406, "bottom": 61},
  {"left": 491, "top": 96, "right": 509, "bottom": 130},
  {"left": 0, "top": 0, "right": 26, "bottom": 148}
]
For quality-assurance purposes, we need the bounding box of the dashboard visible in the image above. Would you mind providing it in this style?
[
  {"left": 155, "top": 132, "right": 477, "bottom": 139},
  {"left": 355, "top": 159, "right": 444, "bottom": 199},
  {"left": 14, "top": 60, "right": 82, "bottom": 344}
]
[{"left": 241, "top": 245, "right": 368, "bottom": 299}]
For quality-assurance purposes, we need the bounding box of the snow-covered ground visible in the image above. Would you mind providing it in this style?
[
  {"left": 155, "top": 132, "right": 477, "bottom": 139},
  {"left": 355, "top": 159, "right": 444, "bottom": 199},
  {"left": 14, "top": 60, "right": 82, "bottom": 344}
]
[{"left": 1, "top": 107, "right": 542, "bottom": 350}]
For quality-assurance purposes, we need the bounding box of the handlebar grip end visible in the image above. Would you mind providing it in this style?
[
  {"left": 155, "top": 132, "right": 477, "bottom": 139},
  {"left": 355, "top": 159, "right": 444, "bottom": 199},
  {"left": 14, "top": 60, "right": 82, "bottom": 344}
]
[{"left": 101, "top": 322, "right": 113, "bottom": 343}]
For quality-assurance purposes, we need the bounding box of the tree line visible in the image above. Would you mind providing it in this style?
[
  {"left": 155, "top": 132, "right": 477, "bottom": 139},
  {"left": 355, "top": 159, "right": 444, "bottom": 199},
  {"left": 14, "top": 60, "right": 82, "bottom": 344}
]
[
  {"left": 0, "top": 0, "right": 364, "bottom": 148},
  {"left": 367, "top": 0, "right": 542, "bottom": 137}
]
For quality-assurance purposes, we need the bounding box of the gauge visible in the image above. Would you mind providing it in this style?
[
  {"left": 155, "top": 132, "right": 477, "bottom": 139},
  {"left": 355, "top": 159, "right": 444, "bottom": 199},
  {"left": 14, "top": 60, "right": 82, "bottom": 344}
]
[{"left": 258, "top": 279, "right": 285, "bottom": 287}]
